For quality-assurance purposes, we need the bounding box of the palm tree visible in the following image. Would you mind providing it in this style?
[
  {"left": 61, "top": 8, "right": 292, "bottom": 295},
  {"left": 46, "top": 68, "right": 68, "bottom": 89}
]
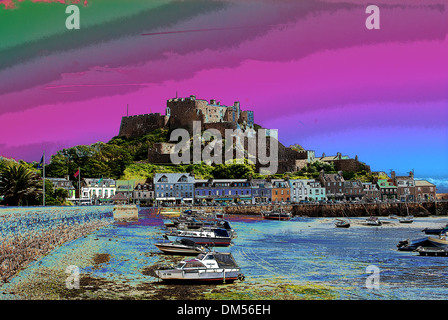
[{"left": 0, "top": 162, "right": 42, "bottom": 206}]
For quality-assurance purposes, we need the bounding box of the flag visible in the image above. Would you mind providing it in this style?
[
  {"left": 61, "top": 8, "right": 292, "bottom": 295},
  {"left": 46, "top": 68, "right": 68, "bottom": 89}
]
[
  {"left": 97, "top": 177, "right": 103, "bottom": 184},
  {"left": 74, "top": 169, "right": 80, "bottom": 178},
  {"left": 37, "top": 155, "right": 44, "bottom": 169}
]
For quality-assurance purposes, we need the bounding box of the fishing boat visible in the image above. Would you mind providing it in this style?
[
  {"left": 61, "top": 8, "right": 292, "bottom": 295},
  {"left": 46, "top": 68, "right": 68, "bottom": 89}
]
[
  {"left": 154, "top": 251, "right": 244, "bottom": 283},
  {"left": 261, "top": 207, "right": 291, "bottom": 221},
  {"left": 164, "top": 227, "right": 233, "bottom": 247},
  {"left": 334, "top": 218, "right": 350, "bottom": 228},
  {"left": 366, "top": 216, "right": 382, "bottom": 226},
  {"left": 154, "top": 238, "right": 206, "bottom": 255}
]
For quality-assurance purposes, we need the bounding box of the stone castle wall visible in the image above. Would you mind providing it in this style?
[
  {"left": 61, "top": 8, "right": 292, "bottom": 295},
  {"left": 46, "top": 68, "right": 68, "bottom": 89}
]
[{"left": 119, "top": 113, "right": 168, "bottom": 139}]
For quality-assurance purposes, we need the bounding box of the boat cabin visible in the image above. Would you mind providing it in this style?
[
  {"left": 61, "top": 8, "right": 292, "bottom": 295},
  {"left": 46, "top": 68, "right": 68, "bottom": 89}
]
[{"left": 177, "top": 252, "right": 238, "bottom": 270}]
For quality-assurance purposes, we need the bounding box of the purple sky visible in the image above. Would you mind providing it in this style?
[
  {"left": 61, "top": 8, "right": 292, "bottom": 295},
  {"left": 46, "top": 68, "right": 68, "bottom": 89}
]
[{"left": 0, "top": 0, "right": 447, "bottom": 177}]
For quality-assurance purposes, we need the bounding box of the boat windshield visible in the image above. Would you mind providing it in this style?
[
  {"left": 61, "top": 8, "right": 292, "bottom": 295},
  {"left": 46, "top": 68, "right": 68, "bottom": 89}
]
[
  {"left": 184, "top": 261, "right": 206, "bottom": 268},
  {"left": 196, "top": 253, "right": 206, "bottom": 260},
  {"left": 213, "top": 228, "right": 229, "bottom": 237},
  {"left": 215, "top": 253, "right": 238, "bottom": 268},
  {"left": 177, "top": 262, "right": 186, "bottom": 269}
]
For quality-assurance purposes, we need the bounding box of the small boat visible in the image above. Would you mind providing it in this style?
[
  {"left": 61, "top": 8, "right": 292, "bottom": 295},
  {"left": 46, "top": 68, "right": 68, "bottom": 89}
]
[
  {"left": 416, "top": 247, "right": 448, "bottom": 256},
  {"left": 164, "top": 227, "right": 233, "bottom": 247},
  {"left": 154, "top": 251, "right": 245, "bottom": 283},
  {"left": 427, "top": 235, "right": 448, "bottom": 248},
  {"left": 422, "top": 224, "right": 448, "bottom": 235},
  {"left": 399, "top": 216, "right": 414, "bottom": 224},
  {"left": 335, "top": 219, "right": 350, "bottom": 228},
  {"left": 154, "top": 238, "right": 206, "bottom": 255},
  {"left": 397, "top": 237, "right": 432, "bottom": 251},
  {"left": 397, "top": 235, "right": 448, "bottom": 251},
  {"left": 366, "top": 216, "right": 382, "bottom": 226},
  {"left": 389, "top": 215, "right": 399, "bottom": 219},
  {"left": 261, "top": 207, "right": 291, "bottom": 221}
]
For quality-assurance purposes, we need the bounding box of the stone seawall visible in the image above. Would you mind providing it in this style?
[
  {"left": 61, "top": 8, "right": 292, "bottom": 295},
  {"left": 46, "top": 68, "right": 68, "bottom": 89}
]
[{"left": 183, "top": 202, "right": 448, "bottom": 217}]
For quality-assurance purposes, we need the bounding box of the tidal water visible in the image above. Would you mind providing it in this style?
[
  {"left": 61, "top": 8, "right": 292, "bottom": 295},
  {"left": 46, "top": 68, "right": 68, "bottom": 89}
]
[{"left": 4, "top": 208, "right": 448, "bottom": 300}]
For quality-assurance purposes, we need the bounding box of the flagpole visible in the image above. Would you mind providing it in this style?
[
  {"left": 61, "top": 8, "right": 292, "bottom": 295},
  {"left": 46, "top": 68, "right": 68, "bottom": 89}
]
[
  {"left": 43, "top": 151, "right": 46, "bottom": 207},
  {"left": 78, "top": 167, "right": 81, "bottom": 206}
]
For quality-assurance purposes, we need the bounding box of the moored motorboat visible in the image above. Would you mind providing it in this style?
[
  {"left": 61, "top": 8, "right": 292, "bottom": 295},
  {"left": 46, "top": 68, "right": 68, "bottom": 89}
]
[
  {"left": 154, "top": 238, "right": 206, "bottom": 255},
  {"left": 154, "top": 251, "right": 244, "bottom": 283},
  {"left": 422, "top": 224, "right": 448, "bottom": 235},
  {"left": 164, "top": 227, "right": 233, "bottom": 247},
  {"left": 261, "top": 208, "right": 291, "bottom": 221}
]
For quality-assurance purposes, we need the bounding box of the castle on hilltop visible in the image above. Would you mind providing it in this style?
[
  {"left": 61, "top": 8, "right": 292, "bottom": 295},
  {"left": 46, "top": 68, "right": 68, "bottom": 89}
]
[
  {"left": 119, "top": 95, "right": 254, "bottom": 138},
  {"left": 118, "top": 94, "right": 369, "bottom": 174}
]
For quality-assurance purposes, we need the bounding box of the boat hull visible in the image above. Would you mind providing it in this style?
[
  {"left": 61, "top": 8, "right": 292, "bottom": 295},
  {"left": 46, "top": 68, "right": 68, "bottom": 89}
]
[
  {"left": 155, "top": 268, "right": 241, "bottom": 283},
  {"left": 417, "top": 248, "right": 448, "bottom": 256},
  {"left": 165, "top": 235, "right": 231, "bottom": 247},
  {"left": 154, "top": 243, "right": 204, "bottom": 255},
  {"left": 262, "top": 214, "right": 291, "bottom": 221},
  {"left": 427, "top": 236, "right": 448, "bottom": 248},
  {"left": 335, "top": 223, "right": 350, "bottom": 228},
  {"left": 397, "top": 237, "right": 432, "bottom": 251}
]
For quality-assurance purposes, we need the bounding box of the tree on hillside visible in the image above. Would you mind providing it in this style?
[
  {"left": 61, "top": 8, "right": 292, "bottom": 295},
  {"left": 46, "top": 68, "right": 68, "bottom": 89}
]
[
  {"left": 0, "top": 162, "right": 42, "bottom": 206},
  {"left": 211, "top": 162, "right": 255, "bottom": 179}
]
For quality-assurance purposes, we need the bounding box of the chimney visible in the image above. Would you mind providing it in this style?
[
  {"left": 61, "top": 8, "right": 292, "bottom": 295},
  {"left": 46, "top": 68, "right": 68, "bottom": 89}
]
[
  {"left": 391, "top": 170, "right": 396, "bottom": 182},
  {"left": 409, "top": 170, "right": 414, "bottom": 179},
  {"left": 190, "top": 95, "right": 196, "bottom": 101},
  {"left": 210, "top": 99, "right": 216, "bottom": 105},
  {"left": 234, "top": 101, "right": 240, "bottom": 108}
]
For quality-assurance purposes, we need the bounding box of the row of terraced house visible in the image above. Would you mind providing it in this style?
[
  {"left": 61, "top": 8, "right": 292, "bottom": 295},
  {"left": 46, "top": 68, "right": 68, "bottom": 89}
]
[{"left": 46, "top": 170, "right": 437, "bottom": 206}]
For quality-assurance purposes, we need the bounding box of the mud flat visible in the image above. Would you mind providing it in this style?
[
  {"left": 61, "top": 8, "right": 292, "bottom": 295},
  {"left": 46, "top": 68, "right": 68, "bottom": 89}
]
[{"left": 0, "top": 206, "right": 113, "bottom": 284}]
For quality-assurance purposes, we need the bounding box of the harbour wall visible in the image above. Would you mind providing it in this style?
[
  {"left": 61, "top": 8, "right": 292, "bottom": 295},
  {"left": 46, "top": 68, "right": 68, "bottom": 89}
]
[{"left": 183, "top": 202, "right": 448, "bottom": 217}]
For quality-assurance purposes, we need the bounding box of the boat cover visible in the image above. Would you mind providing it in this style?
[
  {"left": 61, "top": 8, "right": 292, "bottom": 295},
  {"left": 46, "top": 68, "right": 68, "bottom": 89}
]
[{"left": 180, "top": 238, "right": 198, "bottom": 247}]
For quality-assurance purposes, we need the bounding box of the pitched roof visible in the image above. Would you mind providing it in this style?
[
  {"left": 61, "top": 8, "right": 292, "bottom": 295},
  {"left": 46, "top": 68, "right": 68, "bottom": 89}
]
[
  {"left": 415, "top": 180, "right": 435, "bottom": 187},
  {"left": 321, "top": 173, "right": 344, "bottom": 183},
  {"left": 377, "top": 179, "right": 397, "bottom": 188}
]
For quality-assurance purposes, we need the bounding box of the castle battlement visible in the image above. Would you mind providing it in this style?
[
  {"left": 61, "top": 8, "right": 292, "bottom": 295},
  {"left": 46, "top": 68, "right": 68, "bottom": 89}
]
[{"left": 119, "top": 94, "right": 254, "bottom": 139}]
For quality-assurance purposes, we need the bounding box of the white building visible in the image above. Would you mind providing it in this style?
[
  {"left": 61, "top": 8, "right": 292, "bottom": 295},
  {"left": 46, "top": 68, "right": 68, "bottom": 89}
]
[
  {"left": 82, "top": 178, "right": 116, "bottom": 204},
  {"left": 289, "top": 179, "right": 326, "bottom": 202}
]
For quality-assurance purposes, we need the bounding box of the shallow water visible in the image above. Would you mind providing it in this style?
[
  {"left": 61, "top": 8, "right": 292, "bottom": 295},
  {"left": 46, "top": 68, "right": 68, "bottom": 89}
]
[{"left": 4, "top": 208, "right": 448, "bottom": 300}]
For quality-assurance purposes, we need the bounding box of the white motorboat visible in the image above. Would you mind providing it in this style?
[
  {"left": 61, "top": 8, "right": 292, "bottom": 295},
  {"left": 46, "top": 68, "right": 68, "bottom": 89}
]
[
  {"left": 164, "top": 227, "right": 233, "bottom": 247},
  {"left": 154, "top": 238, "right": 206, "bottom": 255},
  {"left": 154, "top": 251, "right": 244, "bottom": 283}
]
